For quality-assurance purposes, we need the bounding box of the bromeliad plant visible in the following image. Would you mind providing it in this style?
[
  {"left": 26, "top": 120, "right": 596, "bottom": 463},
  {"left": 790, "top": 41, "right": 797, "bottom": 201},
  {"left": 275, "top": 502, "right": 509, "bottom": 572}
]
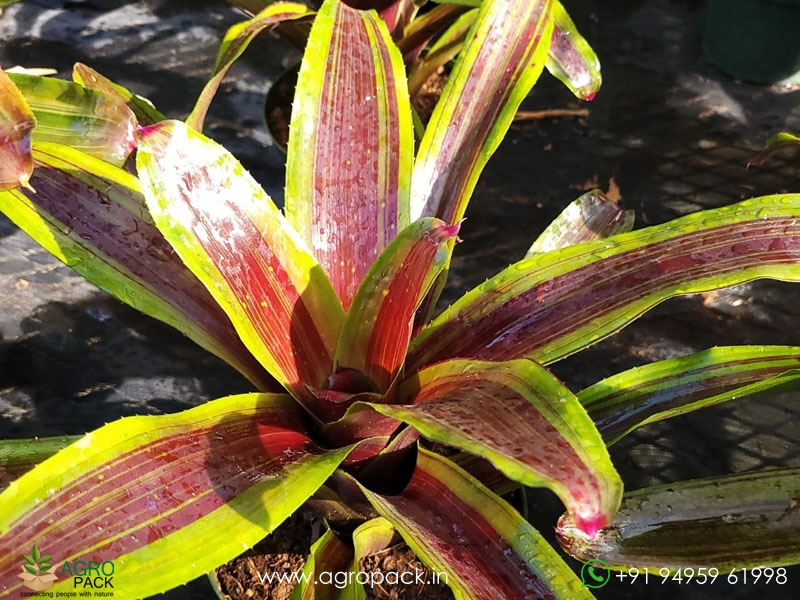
[
  {"left": 189, "top": 0, "right": 599, "bottom": 142},
  {"left": 1, "top": 0, "right": 800, "bottom": 599}
]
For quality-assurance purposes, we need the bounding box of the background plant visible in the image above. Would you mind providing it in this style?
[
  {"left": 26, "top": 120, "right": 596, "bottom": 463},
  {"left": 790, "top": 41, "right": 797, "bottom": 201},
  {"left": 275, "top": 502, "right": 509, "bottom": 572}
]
[
  {"left": 188, "top": 0, "right": 599, "bottom": 140},
  {"left": 0, "top": 0, "right": 799, "bottom": 599}
]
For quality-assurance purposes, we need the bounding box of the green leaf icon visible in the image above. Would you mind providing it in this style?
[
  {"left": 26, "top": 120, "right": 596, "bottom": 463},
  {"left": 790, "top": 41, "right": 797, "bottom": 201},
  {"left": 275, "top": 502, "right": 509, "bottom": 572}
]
[
  {"left": 23, "top": 553, "right": 35, "bottom": 566},
  {"left": 32, "top": 544, "right": 40, "bottom": 562},
  {"left": 24, "top": 565, "right": 37, "bottom": 575},
  {"left": 39, "top": 563, "right": 53, "bottom": 571},
  {"left": 39, "top": 555, "right": 53, "bottom": 564}
]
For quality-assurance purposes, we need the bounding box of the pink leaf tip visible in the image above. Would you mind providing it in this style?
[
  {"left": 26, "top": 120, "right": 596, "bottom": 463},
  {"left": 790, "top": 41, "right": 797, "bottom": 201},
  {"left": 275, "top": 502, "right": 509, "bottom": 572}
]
[
  {"left": 572, "top": 513, "right": 607, "bottom": 538},
  {"left": 429, "top": 220, "right": 462, "bottom": 244}
]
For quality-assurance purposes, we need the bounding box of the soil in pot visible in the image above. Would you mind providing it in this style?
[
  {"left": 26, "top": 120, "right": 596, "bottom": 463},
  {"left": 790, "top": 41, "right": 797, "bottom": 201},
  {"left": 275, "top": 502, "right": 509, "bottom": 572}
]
[{"left": 213, "top": 508, "right": 454, "bottom": 600}]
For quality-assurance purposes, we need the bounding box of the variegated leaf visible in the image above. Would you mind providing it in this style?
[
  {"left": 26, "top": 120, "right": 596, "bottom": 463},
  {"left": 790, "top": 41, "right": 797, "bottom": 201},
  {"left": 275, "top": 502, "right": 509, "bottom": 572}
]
[
  {"left": 73, "top": 63, "right": 165, "bottom": 126},
  {"left": 545, "top": 1, "right": 601, "bottom": 101},
  {"left": 285, "top": 0, "right": 414, "bottom": 309},
  {"left": 376, "top": 358, "right": 623, "bottom": 535},
  {"left": 410, "top": 0, "right": 554, "bottom": 224},
  {"left": 526, "top": 190, "right": 633, "bottom": 256},
  {"left": 187, "top": 2, "right": 314, "bottom": 130},
  {"left": 580, "top": 345, "right": 800, "bottom": 445},
  {"left": 359, "top": 448, "right": 594, "bottom": 600},
  {"left": 557, "top": 468, "right": 800, "bottom": 573},
  {"left": 409, "top": 195, "right": 800, "bottom": 370},
  {"left": 7, "top": 72, "right": 136, "bottom": 166},
  {"left": 0, "top": 67, "right": 35, "bottom": 191},
  {"left": 136, "top": 120, "right": 344, "bottom": 403},
  {"left": 0, "top": 394, "right": 351, "bottom": 598},
  {"left": 335, "top": 218, "right": 459, "bottom": 392},
  {"left": 0, "top": 143, "right": 273, "bottom": 389}
]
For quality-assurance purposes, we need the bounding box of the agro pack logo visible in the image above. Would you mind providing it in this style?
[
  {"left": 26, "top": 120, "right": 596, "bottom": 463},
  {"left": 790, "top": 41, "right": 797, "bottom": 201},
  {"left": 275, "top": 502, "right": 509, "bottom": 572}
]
[
  {"left": 60, "top": 558, "right": 115, "bottom": 590},
  {"left": 18, "top": 543, "right": 115, "bottom": 593},
  {"left": 19, "top": 545, "right": 57, "bottom": 592}
]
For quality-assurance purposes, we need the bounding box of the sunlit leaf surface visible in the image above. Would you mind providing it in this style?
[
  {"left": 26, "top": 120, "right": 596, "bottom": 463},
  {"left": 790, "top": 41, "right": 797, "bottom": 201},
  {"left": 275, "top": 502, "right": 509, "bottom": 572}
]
[
  {"left": 581, "top": 345, "right": 800, "bottom": 445},
  {"left": 136, "top": 120, "right": 344, "bottom": 404},
  {"left": 410, "top": 195, "right": 800, "bottom": 369},
  {"left": 8, "top": 72, "right": 136, "bottom": 166},
  {"left": 377, "top": 358, "right": 622, "bottom": 535},
  {"left": 285, "top": 0, "right": 414, "bottom": 309},
  {"left": 0, "top": 67, "right": 35, "bottom": 191},
  {"left": 0, "top": 143, "right": 273, "bottom": 389},
  {"left": 0, "top": 394, "right": 351, "bottom": 598}
]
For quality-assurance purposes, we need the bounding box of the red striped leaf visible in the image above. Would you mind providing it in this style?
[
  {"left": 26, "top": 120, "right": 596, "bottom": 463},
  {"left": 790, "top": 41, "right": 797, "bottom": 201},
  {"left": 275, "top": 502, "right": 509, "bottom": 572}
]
[
  {"left": 335, "top": 218, "right": 459, "bottom": 392},
  {"left": 0, "top": 143, "right": 273, "bottom": 389},
  {"left": 285, "top": 0, "right": 414, "bottom": 309},
  {"left": 377, "top": 358, "right": 623, "bottom": 535},
  {"left": 359, "top": 448, "right": 594, "bottom": 600},
  {"left": 410, "top": 0, "right": 554, "bottom": 224},
  {"left": 409, "top": 195, "right": 800, "bottom": 370},
  {"left": 0, "top": 393, "right": 351, "bottom": 598},
  {"left": 136, "top": 120, "right": 344, "bottom": 404}
]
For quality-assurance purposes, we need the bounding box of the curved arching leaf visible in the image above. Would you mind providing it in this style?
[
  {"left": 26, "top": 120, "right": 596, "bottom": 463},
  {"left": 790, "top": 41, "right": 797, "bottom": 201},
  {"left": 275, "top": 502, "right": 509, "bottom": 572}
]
[
  {"left": 358, "top": 448, "right": 594, "bottom": 600},
  {"left": 409, "top": 195, "right": 800, "bottom": 370},
  {"left": 410, "top": 0, "right": 554, "bottom": 224},
  {"left": 545, "top": 1, "right": 601, "bottom": 101},
  {"left": 0, "top": 142, "right": 273, "bottom": 389},
  {"left": 580, "top": 345, "right": 800, "bottom": 445},
  {"left": 374, "top": 358, "right": 623, "bottom": 535},
  {"left": 136, "top": 120, "right": 344, "bottom": 404},
  {"left": 0, "top": 393, "right": 352, "bottom": 599},
  {"left": 285, "top": 0, "right": 414, "bottom": 309},
  {"left": 187, "top": 2, "right": 314, "bottom": 130}
]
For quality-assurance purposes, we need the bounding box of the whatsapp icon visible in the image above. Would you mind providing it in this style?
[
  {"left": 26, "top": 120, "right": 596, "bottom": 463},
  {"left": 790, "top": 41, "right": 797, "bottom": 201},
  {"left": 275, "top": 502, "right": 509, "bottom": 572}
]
[{"left": 580, "top": 558, "right": 610, "bottom": 589}]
